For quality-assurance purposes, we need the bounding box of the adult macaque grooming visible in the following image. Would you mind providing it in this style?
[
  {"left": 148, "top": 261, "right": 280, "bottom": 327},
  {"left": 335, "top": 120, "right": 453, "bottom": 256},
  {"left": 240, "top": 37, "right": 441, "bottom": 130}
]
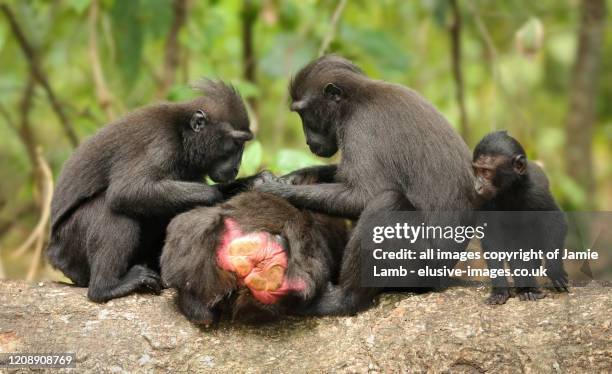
[
  {"left": 473, "top": 131, "right": 568, "bottom": 304},
  {"left": 47, "top": 80, "right": 253, "bottom": 302},
  {"left": 161, "top": 171, "right": 348, "bottom": 325},
  {"left": 255, "top": 55, "right": 476, "bottom": 315}
]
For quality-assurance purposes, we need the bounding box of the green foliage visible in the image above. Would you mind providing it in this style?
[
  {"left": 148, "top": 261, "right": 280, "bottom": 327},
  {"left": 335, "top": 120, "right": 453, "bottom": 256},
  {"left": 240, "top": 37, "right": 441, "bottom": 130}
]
[
  {"left": 339, "top": 25, "right": 410, "bottom": 74},
  {"left": 111, "top": 0, "right": 143, "bottom": 91},
  {"left": 0, "top": 0, "right": 611, "bottom": 262},
  {"left": 231, "top": 80, "right": 260, "bottom": 99},
  {"left": 268, "top": 149, "right": 324, "bottom": 176},
  {"left": 278, "top": 1, "right": 300, "bottom": 31},
  {"left": 140, "top": 0, "right": 173, "bottom": 39},
  {"left": 166, "top": 85, "right": 198, "bottom": 102},
  {"left": 260, "top": 34, "right": 317, "bottom": 77},
  {"left": 0, "top": 19, "right": 7, "bottom": 51},
  {"left": 239, "top": 140, "right": 263, "bottom": 176},
  {"left": 68, "top": 0, "right": 92, "bottom": 15},
  {"left": 515, "top": 17, "right": 544, "bottom": 56}
]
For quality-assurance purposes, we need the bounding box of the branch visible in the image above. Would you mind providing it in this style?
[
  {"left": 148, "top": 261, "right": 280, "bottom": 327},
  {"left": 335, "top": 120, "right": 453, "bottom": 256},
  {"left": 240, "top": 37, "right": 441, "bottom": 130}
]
[
  {"left": 318, "top": 0, "right": 347, "bottom": 56},
  {"left": 0, "top": 102, "right": 17, "bottom": 132},
  {"left": 449, "top": 0, "right": 469, "bottom": 143},
  {"left": 11, "top": 147, "right": 53, "bottom": 266},
  {"left": 0, "top": 203, "right": 36, "bottom": 238},
  {"left": 0, "top": 281, "right": 608, "bottom": 372},
  {"left": 465, "top": 0, "right": 514, "bottom": 131},
  {"left": 272, "top": 15, "right": 319, "bottom": 146},
  {"left": 18, "top": 78, "right": 38, "bottom": 175},
  {"left": 88, "top": 0, "right": 116, "bottom": 121},
  {"left": 241, "top": 0, "right": 259, "bottom": 121},
  {"left": 5, "top": 77, "right": 54, "bottom": 278},
  {"left": 158, "top": 0, "right": 188, "bottom": 98},
  {"left": 0, "top": 4, "right": 79, "bottom": 147}
]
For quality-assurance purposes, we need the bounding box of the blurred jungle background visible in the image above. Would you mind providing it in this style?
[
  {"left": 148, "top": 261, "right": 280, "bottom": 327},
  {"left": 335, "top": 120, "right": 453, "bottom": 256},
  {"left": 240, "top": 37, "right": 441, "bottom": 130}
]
[{"left": 0, "top": 0, "right": 610, "bottom": 281}]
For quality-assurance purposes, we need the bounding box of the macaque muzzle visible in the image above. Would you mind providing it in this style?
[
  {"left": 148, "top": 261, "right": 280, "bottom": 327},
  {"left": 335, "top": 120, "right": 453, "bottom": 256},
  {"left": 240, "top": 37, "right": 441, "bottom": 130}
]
[{"left": 216, "top": 218, "right": 305, "bottom": 304}]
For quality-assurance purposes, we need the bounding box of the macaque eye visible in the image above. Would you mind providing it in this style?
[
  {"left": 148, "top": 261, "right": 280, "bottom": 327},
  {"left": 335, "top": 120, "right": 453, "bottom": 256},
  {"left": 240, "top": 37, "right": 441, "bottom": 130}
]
[
  {"left": 323, "top": 83, "right": 342, "bottom": 101},
  {"left": 475, "top": 167, "right": 493, "bottom": 180}
]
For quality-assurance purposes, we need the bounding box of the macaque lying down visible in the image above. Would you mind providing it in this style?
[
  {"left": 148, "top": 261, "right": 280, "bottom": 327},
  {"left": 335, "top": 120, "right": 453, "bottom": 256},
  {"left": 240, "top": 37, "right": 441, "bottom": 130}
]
[{"left": 161, "top": 175, "right": 348, "bottom": 325}]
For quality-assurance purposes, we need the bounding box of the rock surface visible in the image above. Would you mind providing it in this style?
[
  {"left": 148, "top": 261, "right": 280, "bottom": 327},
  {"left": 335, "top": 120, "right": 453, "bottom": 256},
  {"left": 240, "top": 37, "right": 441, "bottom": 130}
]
[{"left": 0, "top": 280, "right": 610, "bottom": 373}]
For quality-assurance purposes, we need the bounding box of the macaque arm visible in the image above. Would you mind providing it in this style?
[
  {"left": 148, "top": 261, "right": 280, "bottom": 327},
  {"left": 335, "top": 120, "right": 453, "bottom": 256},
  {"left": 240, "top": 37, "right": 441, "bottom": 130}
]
[
  {"left": 215, "top": 176, "right": 256, "bottom": 198},
  {"left": 215, "top": 171, "right": 279, "bottom": 199},
  {"left": 281, "top": 165, "right": 338, "bottom": 184},
  {"left": 107, "top": 178, "right": 222, "bottom": 217},
  {"left": 256, "top": 182, "right": 365, "bottom": 219}
]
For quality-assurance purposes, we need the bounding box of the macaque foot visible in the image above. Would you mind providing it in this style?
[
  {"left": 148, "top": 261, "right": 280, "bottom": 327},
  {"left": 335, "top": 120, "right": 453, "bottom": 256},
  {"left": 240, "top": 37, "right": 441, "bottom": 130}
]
[
  {"left": 516, "top": 287, "right": 546, "bottom": 301},
  {"left": 88, "top": 265, "right": 163, "bottom": 302},
  {"left": 485, "top": 288, "right": 511, "bottom": 305},
  {"left": 548, "top": 271, "right": 569, "bottom": 293},
  {"left": 126, "top": 265, "right": 164, "bottom": 294}
]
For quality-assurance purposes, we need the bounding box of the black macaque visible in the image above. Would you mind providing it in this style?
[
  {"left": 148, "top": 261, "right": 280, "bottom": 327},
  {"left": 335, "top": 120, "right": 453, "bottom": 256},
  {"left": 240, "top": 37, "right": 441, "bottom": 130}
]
[
  {"left": 160, "top": 170, "right": 348, "bottom": 325},
  {"left": 254, "top": 55, "right": 477, "bottom": 315},
  {"left": 47, "top": 80, "right": 254, "bottom": 303},
  {"left": 473, "top": 130, "right": 568, "bottom": 304}
]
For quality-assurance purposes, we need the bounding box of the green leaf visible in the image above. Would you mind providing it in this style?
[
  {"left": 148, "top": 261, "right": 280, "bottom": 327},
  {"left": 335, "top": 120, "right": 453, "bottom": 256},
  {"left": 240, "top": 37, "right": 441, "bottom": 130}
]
[
  {"left": 270, "top": 149, "right": 324, "bottom": 175},
  {"left": 260, "top": 34, "right": 317, "bottom": 77},
  {"left": 516, "top": 17, "right": 544, "bottom": 57},
  {"left": 279, "top": 1, "right": 299, "bottom": 30},
  {"left": 339, "top": 26, "right": 410, "bottom": 73},
  {"left": 0, "top": 20, "right": 7, "bottom": 52},
  {"left": 231, "top": 80, "right": 260, "bottom": 99},
  {"left": 140, "top": 0, "right": 173, "bottom": 39},
  {"left": 68, "top": 0, "right": 92, "bottom": 15},
  {"left": 546, "top": 32, "right": 576, "bottom": 65},
  {"left": 556, "top": 173, "right": 587, "bottom": 209},
  {"left": 239, "top": 140, "right": 263, "bottom": 176},
  {"left": 421, "top": 0, "right": 449, "bottom": 27},
  {"left": 166, "top": 85, "right": 198, "bottom": 102},
  {"left": 111, "top": 0, "right": 143, "bottom": 92}
]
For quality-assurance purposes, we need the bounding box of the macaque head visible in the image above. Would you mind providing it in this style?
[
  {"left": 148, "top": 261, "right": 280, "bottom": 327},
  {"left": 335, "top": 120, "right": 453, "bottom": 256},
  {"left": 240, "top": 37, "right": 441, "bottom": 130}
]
[
  {"left": 288, "top": 55, "right": 364, "bottom": 158},
  {"left": 472, "top": 131, "right": 527, "bottom": 200},
  {"left": 185, "top": 80, "right": 253, "bottom": 183}
]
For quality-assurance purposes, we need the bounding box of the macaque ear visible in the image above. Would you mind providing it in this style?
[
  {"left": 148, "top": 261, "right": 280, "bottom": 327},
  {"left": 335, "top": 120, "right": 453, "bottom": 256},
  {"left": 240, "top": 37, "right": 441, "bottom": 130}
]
[
  {"left": 190, "top": 110, "right": 208, "bottom": 132},
  {"left": 323, "top": 83, "right": 342, "bottom": 102},
  {"left": 230, "top": 130, "right": 253, "bottom": 143},
  {"left": 512, "top": 154, "right": 527, "bottom": 175}
]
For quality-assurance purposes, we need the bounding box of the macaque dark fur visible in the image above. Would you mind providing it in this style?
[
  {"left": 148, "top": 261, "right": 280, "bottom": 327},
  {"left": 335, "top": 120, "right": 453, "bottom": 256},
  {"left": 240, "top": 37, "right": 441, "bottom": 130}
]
[
  {"left": 473, "top": 130, "right": 568, "bottom": 304},
  {"left": 161, "top": 170, "right": 348, "bottom": 325},
  {"left": 255, "top": 55, "right": 477, "bottom": 315},
  {"left": 47, "top": 80, "right": 253, "bottom": 303}
]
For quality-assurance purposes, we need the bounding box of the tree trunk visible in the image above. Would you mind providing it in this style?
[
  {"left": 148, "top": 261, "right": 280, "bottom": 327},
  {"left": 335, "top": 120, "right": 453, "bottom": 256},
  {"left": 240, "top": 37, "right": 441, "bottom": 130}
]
[
  {"left": 158, "top": 0, "right": 188, "bottom": 98},
  {"left": 0, "top": 4, "right": 79, "bottom": 147},
  {"left": 0, "top": 280, "right": 609, "bottom": 372},
  {"left": 565, "top": 0, "right": 607, "bottom": 208},
  {"left": 241, "top": 0, "right": 259, "bottom": 117},
  {"left": 449, "top": 0, "right": 470, "bottom": 144}
]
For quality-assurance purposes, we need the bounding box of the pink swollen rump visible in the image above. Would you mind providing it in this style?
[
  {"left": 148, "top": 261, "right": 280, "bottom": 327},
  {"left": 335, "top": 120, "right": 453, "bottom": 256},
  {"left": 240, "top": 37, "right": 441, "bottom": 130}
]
[{"left": 216, "top": 218, "right": 305, "bottom": 304}]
